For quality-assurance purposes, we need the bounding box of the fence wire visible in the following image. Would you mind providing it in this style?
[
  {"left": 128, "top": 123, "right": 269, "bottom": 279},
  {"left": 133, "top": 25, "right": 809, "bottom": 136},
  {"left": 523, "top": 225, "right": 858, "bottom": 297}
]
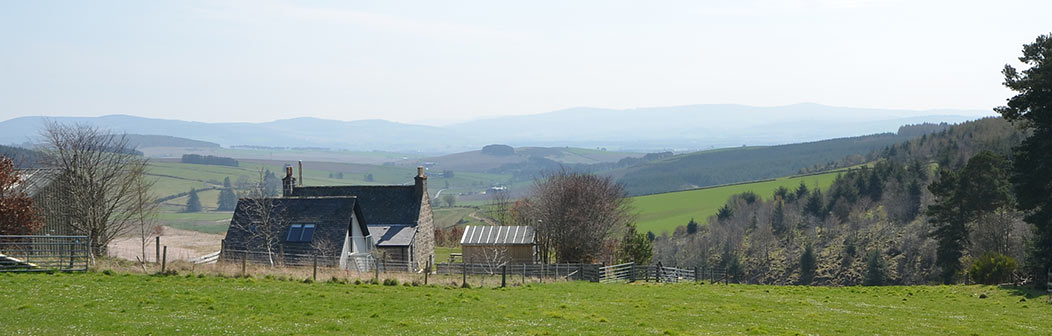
[{"left": 0, "top": 235, "right": 90, "bottom": 272}]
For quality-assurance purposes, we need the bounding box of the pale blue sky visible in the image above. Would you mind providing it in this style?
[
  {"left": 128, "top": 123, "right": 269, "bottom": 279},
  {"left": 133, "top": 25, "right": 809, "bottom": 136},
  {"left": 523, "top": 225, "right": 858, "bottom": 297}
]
[{"left": 1, "top": 0, "right": 1047, "bottom": 125}]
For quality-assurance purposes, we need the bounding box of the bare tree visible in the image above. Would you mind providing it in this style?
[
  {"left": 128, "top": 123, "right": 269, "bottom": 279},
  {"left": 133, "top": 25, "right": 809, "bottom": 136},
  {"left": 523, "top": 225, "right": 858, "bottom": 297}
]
[
  {"left": 490, "top": 189, "right": 512, "bottom": 225},
  {"left": 229, "top": 168, "right": 288, "bottom": 266},
  {"left": 441, "top": 193, "right": 456, "bottom": 208},
  {"left": 470, "top": 245, "right": 508, "bottom": 287},
  {"left": 40, "top": 122, "right": 148, "bottom": 256},
  {"left": 129, "top": 164, "right": 160, "bottom": 263},
  {"left": 525, "top": 170, "right": 634, "bottom": 263}
]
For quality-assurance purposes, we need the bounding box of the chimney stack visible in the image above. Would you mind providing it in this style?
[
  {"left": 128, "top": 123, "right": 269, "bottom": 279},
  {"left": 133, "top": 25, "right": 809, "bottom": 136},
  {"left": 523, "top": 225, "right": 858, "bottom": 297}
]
[
  {"left": 414, "top": 166, "right": 428, "bottom": 199},
  {"left": 282, "top": 165, "right": 296, "bottom": 197}
]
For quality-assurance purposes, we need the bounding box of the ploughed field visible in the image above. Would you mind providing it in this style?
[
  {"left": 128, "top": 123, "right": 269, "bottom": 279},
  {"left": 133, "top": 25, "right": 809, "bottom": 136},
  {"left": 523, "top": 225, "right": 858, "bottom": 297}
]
[{"left": 2, "top": 272, "right": 1049, "bottom": 335}]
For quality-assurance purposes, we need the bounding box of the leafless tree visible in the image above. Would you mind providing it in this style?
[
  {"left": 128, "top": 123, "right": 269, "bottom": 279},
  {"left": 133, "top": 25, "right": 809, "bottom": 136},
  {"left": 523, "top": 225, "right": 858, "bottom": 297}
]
[
  {"left": 311, "top": 237, "right": 342, "bottom": 266},
  {"left": 129, "top": 164, "right": 160, "bottom": 263},
  {"left": 40, "top": 122, "right": 148, "bottom": 256},
  {"left": 490, "top": 189, "right": 512, "bottom": 225},
  {"left": 470, "top": 245, "right": 508, "bottom": 286},
  {"left": 230, "top": 168, "right": 288, "bottom": 266},
  {"left": 525, "top": 170, "right": 634, "bottom": 263}
]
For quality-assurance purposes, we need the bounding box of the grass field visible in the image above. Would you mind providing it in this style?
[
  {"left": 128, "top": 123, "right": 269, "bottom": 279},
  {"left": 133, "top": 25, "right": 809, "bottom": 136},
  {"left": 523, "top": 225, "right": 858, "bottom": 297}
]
[
  {"left": 432, "top": 207, "right": 488, "bottom": 229},
  {"left": 1, "top": 272, "right": 1048, "bottom": 335},
  {"left": 155, "top": 212, "right": 233, "bottom": 234},
  {"left": 632, "top": 171, "right": 845, "bottom": 234}
]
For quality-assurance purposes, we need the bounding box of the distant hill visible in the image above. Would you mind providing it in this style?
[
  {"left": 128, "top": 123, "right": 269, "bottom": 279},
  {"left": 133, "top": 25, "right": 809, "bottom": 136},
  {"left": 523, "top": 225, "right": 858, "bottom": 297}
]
[
  {"left": 417, "top": 146, "right": 643, "bottom": 173},
  {"left": 0, "top": 144, "right": 42, "bottom": 168},
  {"left": 0, "top": 103, "right": 988, "bottom": 153},
  {"left": 613, "top": 123, "right": 953, "bottom": 196},
  {"left": 447, "top": 103, "right": 986, "bottom": 150},
  {"left": 124, "top": 134, "right": 220, "bottom": 149}
]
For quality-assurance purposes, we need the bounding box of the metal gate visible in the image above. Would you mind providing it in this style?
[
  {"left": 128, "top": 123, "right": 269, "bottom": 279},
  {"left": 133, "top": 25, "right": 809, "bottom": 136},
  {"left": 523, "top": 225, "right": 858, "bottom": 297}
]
[{"left": 0, "top": 235, "right": 90, "bottom": 272}]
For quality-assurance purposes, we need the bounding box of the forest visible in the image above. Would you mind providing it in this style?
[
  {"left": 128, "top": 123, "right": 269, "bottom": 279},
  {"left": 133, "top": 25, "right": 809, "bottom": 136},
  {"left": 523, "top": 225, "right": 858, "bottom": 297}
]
[{"left": 651, "top": 117, "right": 1034, "bottom": 285}]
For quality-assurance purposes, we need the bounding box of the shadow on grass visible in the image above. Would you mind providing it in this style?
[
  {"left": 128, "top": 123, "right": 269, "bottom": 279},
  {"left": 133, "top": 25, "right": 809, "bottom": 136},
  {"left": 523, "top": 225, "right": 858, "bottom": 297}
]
[{"left": 998, "top": 285, "right": 1048, "bottom": 299}]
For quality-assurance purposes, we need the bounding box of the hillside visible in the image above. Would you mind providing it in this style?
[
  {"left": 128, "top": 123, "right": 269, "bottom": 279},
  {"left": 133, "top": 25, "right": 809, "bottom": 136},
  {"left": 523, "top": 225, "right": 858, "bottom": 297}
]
[
  {"left": 416, "top": 145, "right": 643, "bottom": 173},
  {"left": 632, "top": 170, "right": 845, "bottom": 234},
  {"left": 2, "top": 272, "right": 1047, "bottom": 335},
  {"left": 615, "top": 123, "right": 952, "bottom": 196},
  {"left": 650, "top": 117, "right": 1029, "bottom": 286}
]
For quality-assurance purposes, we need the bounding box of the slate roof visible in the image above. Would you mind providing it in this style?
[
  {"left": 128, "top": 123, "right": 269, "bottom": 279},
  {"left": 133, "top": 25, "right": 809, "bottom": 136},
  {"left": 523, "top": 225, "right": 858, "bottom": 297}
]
[
  {"left": 367, "top": 224, "right": 416, "bottom": 247},
  {"left": 460, "top": 226, "right": 536, "bottom": 246},
  {"left": 225, "top": 196, "right": 367, "bottom": 252},
  {"left": 14, "top": 169, "right": 60, "bottom": 197},
  {"left": 290, "top": 186, "right": 421, "bottom": 225}
]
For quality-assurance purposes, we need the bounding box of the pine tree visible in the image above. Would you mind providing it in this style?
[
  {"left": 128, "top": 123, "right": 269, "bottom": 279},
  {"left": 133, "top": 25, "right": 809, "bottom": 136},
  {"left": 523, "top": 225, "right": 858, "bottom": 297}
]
[
  {"left": 771, "top": 201, "right": 786, "bottom": 235},
  {"left": 995, "top": 34, "right": 1052, "bottom": 277},
  {"left": 217, "top": 188, "right": 237, "bottom": 211},
  {"left": 799, "top": 244, "right": 816, "bottom": 285},
  {"left": 616, "top": 224, "right": 653, "bottom": 264},
  {"left": 185, "top": 189, "right": 202, "bottom": 213},
  {"left": 804, "top": 189, "right": 824, "bottom": 219},
  {"left": 686, "top": 218, "right": 698, "bottom": 234},
  {"left": 864, "top": 249, "right": 887, "bottom": 286},
  {"left": 223, "top": 176, "right": 232, "bottom": 189},
  {"left": 717, "top": 205, "right": 734, "bottom": 221}
]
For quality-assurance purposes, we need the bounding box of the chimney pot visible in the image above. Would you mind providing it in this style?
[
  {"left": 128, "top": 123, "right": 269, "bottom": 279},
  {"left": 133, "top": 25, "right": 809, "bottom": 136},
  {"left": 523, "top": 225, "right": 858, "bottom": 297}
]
[{"left": 417, "top": 166, "right": 424, "bottom": 177}]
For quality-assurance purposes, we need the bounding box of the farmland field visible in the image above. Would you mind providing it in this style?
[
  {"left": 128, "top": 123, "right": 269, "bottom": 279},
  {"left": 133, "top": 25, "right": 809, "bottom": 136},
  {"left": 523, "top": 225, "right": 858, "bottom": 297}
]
[
  {"left": 1, "top": 272, "right": 1048, "bottom": 335},
  {"left": 632, "top": 170, "right": 845, "bottom": 234}
]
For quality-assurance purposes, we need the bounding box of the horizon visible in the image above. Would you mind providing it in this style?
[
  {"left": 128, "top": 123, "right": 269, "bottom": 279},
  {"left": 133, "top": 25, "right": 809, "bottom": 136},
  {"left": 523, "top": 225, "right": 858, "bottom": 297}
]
[
  {"left": 2, "top": 1, "right": 1047, "bottom": 125},
  {"left": 0, "top": 101, "right": 998, "bottom": 127}
]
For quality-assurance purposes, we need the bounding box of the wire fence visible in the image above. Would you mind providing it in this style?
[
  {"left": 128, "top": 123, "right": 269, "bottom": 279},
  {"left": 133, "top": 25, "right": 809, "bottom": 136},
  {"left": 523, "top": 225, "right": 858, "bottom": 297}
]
[{"left": 0, "top": 235, "right": 90, "bottom": 272}]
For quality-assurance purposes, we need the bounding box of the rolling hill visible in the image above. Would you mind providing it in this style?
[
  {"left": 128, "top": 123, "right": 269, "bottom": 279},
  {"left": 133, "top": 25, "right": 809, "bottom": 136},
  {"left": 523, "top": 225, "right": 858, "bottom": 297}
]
[
  {"left": 631, "top": 170, "right": 846, "bottom": 234},
  {"left": 0, "top": 103, "right": 986, "bottom": 153},
  {"left": 613, "top": 123, "right": 951, "bottom": 196}
]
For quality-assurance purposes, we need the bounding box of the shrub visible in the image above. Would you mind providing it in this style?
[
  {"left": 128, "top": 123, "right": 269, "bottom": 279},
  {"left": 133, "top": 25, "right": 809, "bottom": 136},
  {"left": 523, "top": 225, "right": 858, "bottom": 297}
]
[{"left": 967, "top": 252, "right": 1017, "bottom": 285}]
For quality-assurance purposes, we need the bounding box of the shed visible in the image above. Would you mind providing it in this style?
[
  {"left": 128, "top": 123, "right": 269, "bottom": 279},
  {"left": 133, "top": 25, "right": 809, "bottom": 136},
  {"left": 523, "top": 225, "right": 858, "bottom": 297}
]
[{"left": 460, "top": 226, "right": 537, "bottom": 264}]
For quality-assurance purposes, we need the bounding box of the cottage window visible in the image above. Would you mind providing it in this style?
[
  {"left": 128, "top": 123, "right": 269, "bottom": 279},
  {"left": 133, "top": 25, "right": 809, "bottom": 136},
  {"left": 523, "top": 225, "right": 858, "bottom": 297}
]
[{"left": 286, "top": 224, "right": 316, "bottom": 242}]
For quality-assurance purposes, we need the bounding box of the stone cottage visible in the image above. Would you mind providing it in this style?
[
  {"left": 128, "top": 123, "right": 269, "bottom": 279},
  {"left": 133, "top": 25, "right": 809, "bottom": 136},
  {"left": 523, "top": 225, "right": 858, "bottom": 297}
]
[{"left": 222, "top": 166, "right": 435, "bottom": 272}]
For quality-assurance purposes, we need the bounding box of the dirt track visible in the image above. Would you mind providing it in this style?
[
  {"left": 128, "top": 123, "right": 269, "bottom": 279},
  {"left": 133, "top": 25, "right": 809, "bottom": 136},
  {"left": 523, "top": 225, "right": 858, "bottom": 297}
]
[{"left": 107, "top": 226, "right": 224, "bottom": 262}]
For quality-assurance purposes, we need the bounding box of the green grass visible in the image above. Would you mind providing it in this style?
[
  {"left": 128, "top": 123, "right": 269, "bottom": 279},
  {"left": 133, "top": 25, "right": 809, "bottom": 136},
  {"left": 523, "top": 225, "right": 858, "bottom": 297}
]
[
  {"left": 632, "top": 171, "right": 844, "bottom": 234},
  {"left": 155, "top": 212, "right": 233, "bottom": 234},
  {"left": 2, "top": 272, "right": 1049, "bottom": 335},
  {"left": 432, "top": 207, "right": 487, "bottom": 229},
  {"left": 434, "top": 246, "right": 461, "bottom": 263}
]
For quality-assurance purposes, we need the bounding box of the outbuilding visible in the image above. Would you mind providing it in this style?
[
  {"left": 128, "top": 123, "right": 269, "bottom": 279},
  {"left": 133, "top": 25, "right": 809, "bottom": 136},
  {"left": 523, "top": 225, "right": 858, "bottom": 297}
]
[{"left": 460, "top": 226, "right": 537, "bottom": 264}]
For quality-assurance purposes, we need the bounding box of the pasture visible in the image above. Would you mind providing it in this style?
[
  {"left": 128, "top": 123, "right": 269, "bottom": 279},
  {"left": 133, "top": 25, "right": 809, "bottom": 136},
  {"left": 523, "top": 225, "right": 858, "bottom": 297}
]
[
  {"left": 1, "top": 272, "right": 1047, "bottom": 335},
  {"left": 632, "top": 171, "right": 844, "bottom": 234}
]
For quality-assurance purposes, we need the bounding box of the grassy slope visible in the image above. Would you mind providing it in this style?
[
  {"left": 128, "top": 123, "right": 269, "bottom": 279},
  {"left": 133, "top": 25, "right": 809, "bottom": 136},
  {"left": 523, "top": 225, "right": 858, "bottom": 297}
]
[
  {"left": 632, "top": 171, "right": 843, "bottom": 234},
  {"left": 1, "top": 272, "right": 1048, "bottom": 335}
]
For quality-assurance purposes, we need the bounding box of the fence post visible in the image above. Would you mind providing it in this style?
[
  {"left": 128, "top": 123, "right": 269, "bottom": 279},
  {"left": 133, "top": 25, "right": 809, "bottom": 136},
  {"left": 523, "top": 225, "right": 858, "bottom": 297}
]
[
  {"left": 155, "top": 236, "right": 160, "bottom": 263},
  {"left": 161, "top": 246, "right": 168, "bottom": 273},
  {"left": 694, "top": 267, "right": 700, "bottom": 282},
  {"left": 577, "top": 264, "right": 583, "bottom": 281},
  {"left": 425, "top": 259, "right": 430, "bottom": 285},
  {"left": 501, "top": 265, "right": 507, "bottom": 288},
  {"left": 69, "top": 242, "right": 76, "bottom": 269},
  {"left": 279, "top": 244, "right": 286, "bottom": 266},
  {"left": 522, "top": 264, "right": 526, "bottom": 285},
  {"left": 312, "top": 253, "right": 318, "bottom": 281},
  {"left": 374, "top": 258, "right": 379, "bottom": 283},
  {"left": 241, "top": 251, "right": 247, "bottom": 277},
  {"left": 462, "top": 263, "right": 467, "bottom": 286}
]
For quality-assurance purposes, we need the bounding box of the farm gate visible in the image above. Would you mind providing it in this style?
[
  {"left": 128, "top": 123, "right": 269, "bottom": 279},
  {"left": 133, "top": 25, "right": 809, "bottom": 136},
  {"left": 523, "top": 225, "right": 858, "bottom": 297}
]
[{"left": 0, "top": 235, "right": 90, "bottom": 272}]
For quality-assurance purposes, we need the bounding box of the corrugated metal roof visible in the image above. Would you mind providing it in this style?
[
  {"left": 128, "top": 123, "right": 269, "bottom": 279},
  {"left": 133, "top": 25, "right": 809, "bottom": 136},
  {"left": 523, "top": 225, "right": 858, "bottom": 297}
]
[{"left": 460, "top": 226, "right": 536, "bottom": 246}]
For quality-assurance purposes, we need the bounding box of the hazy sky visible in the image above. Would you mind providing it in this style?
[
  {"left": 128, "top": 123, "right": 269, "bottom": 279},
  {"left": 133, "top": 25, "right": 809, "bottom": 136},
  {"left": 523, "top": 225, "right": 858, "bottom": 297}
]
[{"left": 1, "top": 0, "right": 1046, "bottom": 125}]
